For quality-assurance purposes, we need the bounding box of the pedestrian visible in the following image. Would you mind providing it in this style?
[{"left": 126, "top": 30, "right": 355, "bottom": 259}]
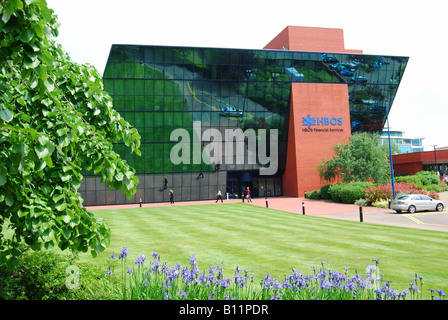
[
  {"left": 196, "top": 167, "right": 204, "bottom": 180},
  {"left": 243, "top": 187, "right": 252, "bottom": 202},
  {"left": 169, "top": 189, "right": 174, "bottom": 204},
  {"left": 216, "top": 189, "right": 223, "bottom": 203}
]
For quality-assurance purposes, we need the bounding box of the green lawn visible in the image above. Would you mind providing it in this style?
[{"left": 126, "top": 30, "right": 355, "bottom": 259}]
[{"left": 84, "top": 202, "right": 448, "bottom": 298}]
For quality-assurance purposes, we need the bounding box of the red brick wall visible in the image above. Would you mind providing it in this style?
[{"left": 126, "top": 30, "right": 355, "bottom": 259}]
[
  {"left": 264, "top": 26, "right": 363, "bottom": 53},
  {"left": 283, "top": 83, "right": 352, "bottom": 197},
  {"left": 267, "top": 26, "right": 360, "bottom": 196},
  {"left": 393, "top": 150, "right": 448, "bottom": 175}
]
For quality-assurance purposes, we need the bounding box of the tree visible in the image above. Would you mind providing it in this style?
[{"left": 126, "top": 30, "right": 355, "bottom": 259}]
[
  {"left": 0, "top": 0, "right": 141, "bottom": 268},
  {"left": 318, "top": 132, "right": 390, "bottom": 185}
]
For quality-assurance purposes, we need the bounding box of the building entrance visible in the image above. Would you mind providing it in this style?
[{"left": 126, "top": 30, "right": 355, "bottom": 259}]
[{"left": 226, "top": 171, "right": 283, "bottom": 199}]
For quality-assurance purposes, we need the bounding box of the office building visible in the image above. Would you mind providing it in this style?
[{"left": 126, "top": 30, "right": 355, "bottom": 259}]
[{"left": 79, "top": 26, "right": 409, "bottom": 205}]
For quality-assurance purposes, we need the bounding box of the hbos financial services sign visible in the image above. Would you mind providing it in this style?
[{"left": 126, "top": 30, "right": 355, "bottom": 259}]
[{"left": 302, "top": 114, "right": 344, "bottom": 133}]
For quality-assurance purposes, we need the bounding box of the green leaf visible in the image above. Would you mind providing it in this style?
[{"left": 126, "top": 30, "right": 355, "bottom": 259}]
[
  {"left": 0, "top": 166, "right": 6, "bottom": 186},
  {"left": 24, "top": 57, "right": 40, "bottom": 69},
  {"left": 60, "top": 173, "right": 71, "bottom": 182},
  {"left": 0, "top": 108, "right": 13, "bottom": 122},
  {"left": 34, "top": 145, "right": 49, "bottom": 159},
  {"left": 53, "top": 193, "right": 65, "bottom": 203},
  {"left": 44, "top": 240, "right": 54, "bottom": 250},
  {"left": 115, "top": 172, "right": 124, "bottom": 181},
  {"left": 5, "top": 193, "right": 14, "bottom": 207},
  {"left": 37, "top": 65, "right": 47, "bottom": 82},
  {"left": 36, "top": 159, "right": 46, "bottom": 171},
  {"left": 33, "top": 21, "right": 44, "bottom": 37},
  {"left": 63, "top": 229, "right": 71, "bottom": 240},
  {"left": 55, "top": 202, "right": 67, "bottom": 212},
  {"left": 19, "top": 29, "right": 33, "bottom": 43},
  {"left": 43, "top": 154, "right": 53, "bottom": 167},
  {"left": 2, "top": 0, "right": 22, "bottom": 23},
  {"left": 43, "top": 79, "right": 54, "bottom": 92},
  {"left": 56, "top": 127, "right": 69, "bottom": 136}
]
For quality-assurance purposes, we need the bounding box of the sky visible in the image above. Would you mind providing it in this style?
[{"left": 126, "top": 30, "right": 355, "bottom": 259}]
[{"left": 46, "top": 0, "right": 447, "bottom": 151}]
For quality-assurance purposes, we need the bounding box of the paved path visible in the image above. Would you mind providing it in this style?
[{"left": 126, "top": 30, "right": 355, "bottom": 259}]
[{"left": 86, "top": 192, "right": 448, "bottom": 233}]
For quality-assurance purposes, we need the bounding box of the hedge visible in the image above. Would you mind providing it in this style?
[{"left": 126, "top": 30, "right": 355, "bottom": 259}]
[{"left": 328, "top": 182, "right": 373, "bottom": 204}]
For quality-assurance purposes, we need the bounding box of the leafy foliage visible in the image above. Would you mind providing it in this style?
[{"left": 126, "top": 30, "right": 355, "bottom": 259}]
[
  {"left": 365, "top": 182, "right": 439, "bottom": 204},
  {"left": 318, "top": 132, "right": 390, "bottom": 185},
  {"left": 395, "top": 171, "right": 441, "bottom": 189},
  {"left": 328, "top": 181, "right": 373, "bottom": 204},
  {"left": 0, "top": 0, "right": 141, "bottom": 268},
  {"left": 0, "top": 248, "right": 119, "bottom": 299}
]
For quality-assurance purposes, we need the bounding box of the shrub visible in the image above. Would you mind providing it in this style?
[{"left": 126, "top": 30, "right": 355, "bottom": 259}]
[
  {"left": 427, "top": 191, "right": 440, "bottom": 200},
  {"left": 0, "top": 250, "right": 119, "bottom": 300},
  {"left": 308, "top": 189, "right": 321, "bottom": 200},
  {"left": 355, "top": 198, "right": 369, "bottom": 206},
  {"left": 0, "top": 249, "right": 75, "bottom": 300},
  {"left": 395, "top": 175, "right": 421, "bottom": 188},
  {"left": 416, "top": 171, "right": 440, "bottom": 186},
  {"left": 340, "top": 185, "right": 365, "bottom": 204},
  {"left": 365, "top": 182, "right": 440, "bottom": 204},
  {"left": 328, "top": 184, "right": 345, "bottom": 202},
  {"left": 422, "top": 184, "right": 441, "bottom": 193},
  {"left": 395, "top": 171, "right": 441, "bottom": 190},
  {"left": 328, "top": 182, "right": 373, "bottom": 204},
  {"left": 372, "top": 199, "right": 389, "bottom": 208},
  {"left": 320, "top": 185, "right": 332, "bottom": 200}
]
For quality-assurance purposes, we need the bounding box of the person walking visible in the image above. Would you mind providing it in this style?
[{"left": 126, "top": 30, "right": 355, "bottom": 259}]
[
  {"left": 169, "top": 189, "right": 174, "bottom": 204},
  {"left": 196, "top": 167, "right": 204, "bottom": 180},
  {"left": 216, "top": 189, "right": 223, "bottom": 203},
  {"left": 243, "top": 187, "right": 252, "bottom": 202}
]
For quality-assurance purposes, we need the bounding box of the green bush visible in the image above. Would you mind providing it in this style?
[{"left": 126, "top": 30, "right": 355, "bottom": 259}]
[
  {"left": 416, "top": 171, "right": 440, "bottom": 186},
  {"left": 0, "top": 250, "right": 75, "bottom": 300},
  {"left": 329, "top": 184, "right": 345, "bottom": 202},
  {"left": 308, "top": 189, "right": 321, "bottom": 200},
  {"left": 395, "top": 171, "right": 441, "bottom": 189},
  {"left": 0, "top": 250, "right": 119, "bottom": 300},
  {"left": 422, "top": 184, "right": 441, "bottom": 193},
  {"left": 340, "top": 185, "right": 365, "bottom": 204},
  {"left": 320, "top": 185, "right": 332, "bottom": 200},
  {"left": 328, "top": 182, "right": 373, "bottom": 204},
  {"left": 394, "top": 175, "right": 421, "bottom": 187}
]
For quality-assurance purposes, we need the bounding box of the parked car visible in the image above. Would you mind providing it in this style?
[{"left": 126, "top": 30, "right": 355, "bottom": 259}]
[
  {"left": 219, "top": 106, "right": 243, "bottom": 117},
  {"left": 340, "top": 69, "right": 354, "bottom": 76},
  {"left": 391, "top": 194, "right": 445, "bottom": 213},
  {"left": 351, "top": 76, "right": 368, "bottom": 84},
  {"left": 322, "top": 54, "right": 338, "bottom": 64}
]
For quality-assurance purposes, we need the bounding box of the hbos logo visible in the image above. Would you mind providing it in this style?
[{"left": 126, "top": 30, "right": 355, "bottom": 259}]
[{"left": 302, "top": 115, "right": 343, "bottom": 129}]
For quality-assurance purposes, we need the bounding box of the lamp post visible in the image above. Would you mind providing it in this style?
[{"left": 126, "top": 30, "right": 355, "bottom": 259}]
[
  {"left": 385, "top": 98, "right": 396, "bottom": 199},
  {"left": 432, "top": 145, "right": 438, "bottom": 173}
]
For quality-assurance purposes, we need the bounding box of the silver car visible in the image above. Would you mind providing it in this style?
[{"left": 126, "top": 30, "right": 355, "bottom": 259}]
[{"left": 391, "top": 194, "right": 445, "bottom": 213}]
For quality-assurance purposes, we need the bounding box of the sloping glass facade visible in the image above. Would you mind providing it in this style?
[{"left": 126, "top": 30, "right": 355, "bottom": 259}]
[{"left": 79, "top": 44, "right": 408, "bottom": 205}]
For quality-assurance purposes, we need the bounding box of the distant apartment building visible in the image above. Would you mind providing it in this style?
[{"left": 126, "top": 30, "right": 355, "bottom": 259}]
[{"left": 381, "top": 129, "right": 424, "bottom": 154}]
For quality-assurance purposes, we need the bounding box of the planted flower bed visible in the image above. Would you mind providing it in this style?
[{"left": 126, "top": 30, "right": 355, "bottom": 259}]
[{"left": 105, "top": 247, "right": 446, "bottom": 300}]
